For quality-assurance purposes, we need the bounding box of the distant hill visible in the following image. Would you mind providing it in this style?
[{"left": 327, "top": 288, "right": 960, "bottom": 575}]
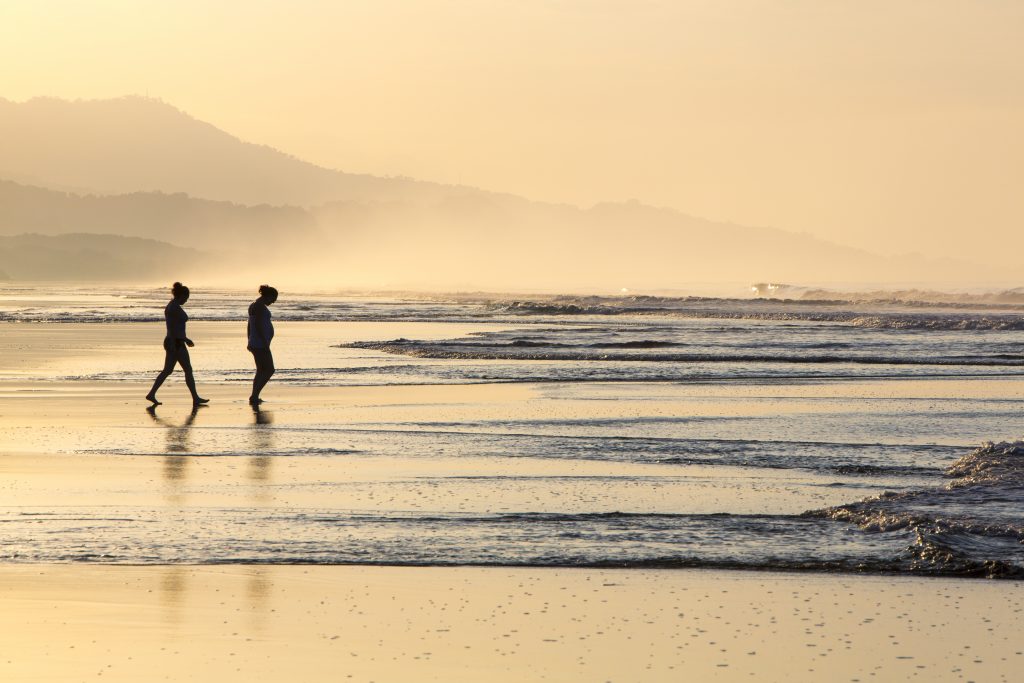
[
  {"left": 312, "top": 197, "right": 980, "bottom": 288},
  {"left": 0, "top": 96, "right": 986, "bottom": 288},
  {"left": 0, "top": 96, "right": 495, "bottom": 208},
  {"left": 0, "top": 233, "right": 211, "bottom": 281},
  {"left": 0, "top": 179, "right": 322, "bottom": 255},
  {"left": 0, "top": 179, "right": 981, "bottom": 288}
]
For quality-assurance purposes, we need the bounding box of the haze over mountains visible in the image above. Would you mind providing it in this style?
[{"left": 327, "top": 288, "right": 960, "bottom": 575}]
[
  {"left": 0, "top": 96, "right": 472, "bottom": 207},
  {"left": 0, "top": 233, "right": 206, "bottom": 282},
  {"left": 0, "top": 96, "right": 983, "bottom": 289}
]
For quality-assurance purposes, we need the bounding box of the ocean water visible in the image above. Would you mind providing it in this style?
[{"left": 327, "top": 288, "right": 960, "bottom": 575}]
[{"left": 1, "top": 285, "right": 1022, "bottom": 577}]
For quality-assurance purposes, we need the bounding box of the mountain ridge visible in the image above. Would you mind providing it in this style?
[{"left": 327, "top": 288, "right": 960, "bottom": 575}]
[
  {"left": 0, "top": 95, "right": 523, "bottom": 208},
  {"left": 0, "top": 232, "right": 211, "bottom": 282},
  {"left": 0, "top": 95, "right": 989, "bottom": 287}
]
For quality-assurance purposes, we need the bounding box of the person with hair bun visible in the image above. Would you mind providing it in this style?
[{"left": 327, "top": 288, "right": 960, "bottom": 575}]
[
  {"left": 145, "top": 282, "right": 209, "bottom": 406},
  {"left": 247, "top": 284, "right": 278, "bottom": 404}
]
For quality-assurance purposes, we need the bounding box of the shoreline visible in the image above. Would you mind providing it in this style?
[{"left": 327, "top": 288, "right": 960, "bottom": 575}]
[
  {"left": 2, "top": 315, "right": 1022, "bottom": 680},
  {"left": 0, "top": 375, "right": 1019, "bottom": 576}
]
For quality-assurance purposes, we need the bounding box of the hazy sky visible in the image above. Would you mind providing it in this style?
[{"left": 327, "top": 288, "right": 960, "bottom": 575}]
[{"left": 1, "top": 0, "right": 1022, "bottom": 262}]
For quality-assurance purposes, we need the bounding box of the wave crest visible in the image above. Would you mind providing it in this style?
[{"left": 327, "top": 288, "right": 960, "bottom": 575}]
[
  {"left": 480, "top": 296, "right": 1024, "bottom": 331},
  {"left": 945, "top": 440, "right": 1024, "bottom": 488},
  {"left": 804, "top": 440, "right": 1024, "bottom": 578},
  {"left": 752, "top": 283, "right": 1024, "bottom": 306}
]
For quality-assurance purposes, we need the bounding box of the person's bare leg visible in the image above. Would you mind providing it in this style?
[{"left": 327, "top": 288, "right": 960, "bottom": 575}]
[
  {"left": 145, "top": 381, "right": 165, "bottom": 404},
  {"left": 178, "top": 347, "right": 208, "bottom": 405},
  {"left": 249, "top": 372, "right": 263, "bottom": 404},
  {"left": 184, "top": 370, "right": 209, "bottom": 405},
  {"left": 249, "top": 350, "right": 274, "bottom": 404},
  {"left": 146, "top": 345, "right": 176, "bottom": 404},
  {"left": 250, "top": 369, "right": 273, "bottom": 403}
]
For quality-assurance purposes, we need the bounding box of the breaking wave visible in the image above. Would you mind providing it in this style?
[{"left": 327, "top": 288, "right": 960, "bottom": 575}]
[
  {"left": 805, "top": 440, "right": 1024, "bottom": 578},
  {"left": 4, "top": 285, "right": 1024, "bottom": 330},
  {"left": 483, "top": 298, "right": 1024, "bottom": 330},
  {"left": 343, "top": 338, "right": 1024, "bottom": 366},
  {"left": 751, "top": 283, "right": 1024, "bottom": 306}
]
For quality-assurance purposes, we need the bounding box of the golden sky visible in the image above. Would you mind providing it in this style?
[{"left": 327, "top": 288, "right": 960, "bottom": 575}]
[{"left": 1, "top": 0, "right": 1022, "bottom": 262}]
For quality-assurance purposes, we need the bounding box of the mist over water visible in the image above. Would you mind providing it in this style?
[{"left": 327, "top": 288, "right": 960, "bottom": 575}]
[{"left": 3, "top": 96, "right": 1022, "bottom": 289}]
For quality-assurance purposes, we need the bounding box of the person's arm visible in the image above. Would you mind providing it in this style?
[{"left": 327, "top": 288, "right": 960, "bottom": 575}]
[{"left": 180, "top": 310, "right": 195, "bottom": 347}]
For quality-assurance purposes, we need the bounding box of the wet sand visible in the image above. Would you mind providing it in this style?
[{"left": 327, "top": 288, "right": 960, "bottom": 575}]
[
  {"left": 2, "top": 321, "right": 1023, "bottom": 680},
  {"left": 1, "top": 565, "right": 1020, "bottom": 682},
  {"left": 0, "top": 378, "right": 957, "bottom": 518},
  {"left": 1, "top": 380, "right": 1022, "bottom": 681}
]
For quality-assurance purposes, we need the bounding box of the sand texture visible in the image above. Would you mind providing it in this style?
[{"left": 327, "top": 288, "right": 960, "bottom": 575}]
[{"left": 1, "top": 565, "right": 1021, "bottom": 682}]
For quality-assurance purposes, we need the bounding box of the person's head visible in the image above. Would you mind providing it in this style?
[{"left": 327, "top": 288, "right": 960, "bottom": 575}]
[
  {"left": 171, "top": 281, "right": 190, "bottom": 304},
  {"left": 259, "top": 284, "right": 278, "bottom": 305}
]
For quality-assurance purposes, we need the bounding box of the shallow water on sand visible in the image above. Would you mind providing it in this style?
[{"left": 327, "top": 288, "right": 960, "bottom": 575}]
[{"left": 1, "top": 287, "right": 1022, "bottom": 577}]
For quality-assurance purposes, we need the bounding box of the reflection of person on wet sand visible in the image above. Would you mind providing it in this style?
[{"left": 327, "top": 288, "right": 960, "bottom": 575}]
[
  {"left": 248, "top": 404, "right": 274, "bottom": 483},
  {"left": 247, "top": 285, "right": 278, "bottom": 405},
  {"left": 146, "top": 282, "right": 209, "bottom": 407},
  {"left": 146, "top": 404, "right": 201, "bottom": 450},
  {"left": 146, "top": 404, "right": 201, "bottom": 482},
  {"left": 252, "top": 404, "right": 274, "bottom": 427}
]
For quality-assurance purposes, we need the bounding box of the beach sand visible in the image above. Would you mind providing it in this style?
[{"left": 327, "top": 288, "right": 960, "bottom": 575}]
[
  {"left": 1, "top": 321, "right": 1023, "bottom": 681},
  {"left": 1, "top": 565, "right": 1020, "bottom": 682}
]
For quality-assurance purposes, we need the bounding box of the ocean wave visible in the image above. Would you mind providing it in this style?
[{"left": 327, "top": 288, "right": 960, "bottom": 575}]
[
  {"left": 804, "top": 440, "right": 1024, "bottom": 578},
  {"left": 479, "top": 294, "right": 1024, "bottom": 330},
  {"left": 342, "top": 340, "right": 1024, "bottom": 366},
  {"left": 0, "top": 508, "right": 910, "bottom": 572},
  {"left": 2, "top": 439, "right": 1018, "bottom": 577},
  {"left": 752, "top": 283, "right": 1024, "bottom": 307},
  {"left": 945, "top": 439, "right": 1024, "bottom": 487},
  {"left": 5, "top": 286, "right": 1024, "bottom": 330},
  {"left": 1, "top": 506, "right": 1014, "bottom": 577},
  {"left": 507, "top": 307, "right": 1024, "bottom": 331}
]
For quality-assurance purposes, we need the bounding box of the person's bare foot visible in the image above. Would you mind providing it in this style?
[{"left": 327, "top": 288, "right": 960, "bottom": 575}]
[
  {"left": 248, "top": 396, "right": 264, "bottom": 405},
  {"left": 145, "top": 394, "right": 161, "bottom": 405},
  {"left": 193, "top": 397, "right": 210, "bottom": 406}
]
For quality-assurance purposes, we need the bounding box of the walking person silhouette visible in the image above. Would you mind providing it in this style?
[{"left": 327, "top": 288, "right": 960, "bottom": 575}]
[
  {"left": 146, "top": 282, "right": 209, "bottom": 406},
  {"left": 247, "top": 285, "right": 278, "bottom": 405}
]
